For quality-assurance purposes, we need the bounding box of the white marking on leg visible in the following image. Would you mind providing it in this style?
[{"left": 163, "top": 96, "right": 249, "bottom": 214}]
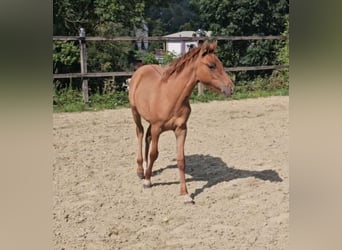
[
  {"left": 143, "top": 179, "right": 151, "bottom": 187},
  {"left": 143, "top": 161, "right": 147, "bottom": 174},
  {"left": 183, "top": 195, "right": 194, "bottom": 204}
]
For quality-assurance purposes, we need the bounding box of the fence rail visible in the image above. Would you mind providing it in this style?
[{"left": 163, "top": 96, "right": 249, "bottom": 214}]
[
  {"left": 53, "top": 35, "right": 288, "bottom": 103},
  {"left": 53, "top": 35, "right": 286, "bottom": 42},
  {"left": 53, "top": 72, "right": 133, "bottom": 79},
  {"left": 53, "top": 65, "right": 289, "bottom": 79}
]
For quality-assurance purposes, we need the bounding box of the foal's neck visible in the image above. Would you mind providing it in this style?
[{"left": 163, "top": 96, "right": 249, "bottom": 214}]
[{"left": 169, "top": 66, "right": 198, "bottom": 110}]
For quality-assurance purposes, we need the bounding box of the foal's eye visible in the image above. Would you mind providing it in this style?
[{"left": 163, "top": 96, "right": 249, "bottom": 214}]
[{"left": 208, "top": 63, "right": 216, "bottom": 70}]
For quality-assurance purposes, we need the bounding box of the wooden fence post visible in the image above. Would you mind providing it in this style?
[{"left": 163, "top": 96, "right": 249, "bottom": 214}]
[
  {"left": 196, "top": 30, "right": 206, "bottom": 96},
  {"left": 79, "top": 28, "right": 89, "bottom": 106},
  {"left": 197, "top": 82, "right": 204, "bottom": 96}
]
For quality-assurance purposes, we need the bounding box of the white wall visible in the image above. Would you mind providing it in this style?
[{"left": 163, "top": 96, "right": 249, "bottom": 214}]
[
  {"left": 166, "top": 41, "right": 198, "bottom": 56},
  {"left": 166, "top": 42, "right": 181, "bottom": 56}
]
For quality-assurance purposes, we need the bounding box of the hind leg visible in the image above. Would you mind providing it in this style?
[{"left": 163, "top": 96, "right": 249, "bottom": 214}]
[
  {"left": 135, "top": 125, "right": 144, "bottom": 179},
  {"left": 143, "top": 125, "right": 161, "bottom": 188},
  {"left": 131, "top": 108, "right": 144, "bottom": 179},
  {"left": 144, "top": 124, "right": 152, "bottom": 174}
]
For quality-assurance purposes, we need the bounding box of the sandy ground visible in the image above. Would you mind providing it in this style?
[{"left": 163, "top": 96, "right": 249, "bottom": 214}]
[{"left": 53, "top": 96, "right": 289, "bottom": 249}]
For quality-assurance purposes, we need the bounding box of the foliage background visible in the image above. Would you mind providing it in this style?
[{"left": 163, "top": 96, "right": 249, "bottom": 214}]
[{"left": 53, "top": 0, "right": 289, "bottom": 112}]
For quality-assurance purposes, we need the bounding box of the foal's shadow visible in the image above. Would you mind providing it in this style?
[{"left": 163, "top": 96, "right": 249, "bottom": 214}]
[{"left": 152, "top": 154, "right": 283, "bottom": 199}]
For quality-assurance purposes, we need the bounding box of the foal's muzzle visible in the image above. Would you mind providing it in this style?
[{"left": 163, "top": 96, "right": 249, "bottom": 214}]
[{"left": 220, "top": 85, "right": 234, "bottom": 97}]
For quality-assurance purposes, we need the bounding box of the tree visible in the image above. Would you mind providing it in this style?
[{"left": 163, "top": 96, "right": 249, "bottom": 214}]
[
  {"left": 191, "top": 0, "right": 289, "bottom": 80},
  {"left": 53, "top": 0, "right": 168, "bottom": 75},
  {"left": 146, "top": 0, "right": 200, "bottom": 35},
  {"left": 53, "top": 0, "right": 97, "bottom": 36},
  {"left": 53, "top": 41, "right": 79, "bottom": 74},
  {"left": 274, "top": 14, "right": 289, "bottom": 83},
  {"left": 53, "top": 0, "right": 167, "bottom": 36}
]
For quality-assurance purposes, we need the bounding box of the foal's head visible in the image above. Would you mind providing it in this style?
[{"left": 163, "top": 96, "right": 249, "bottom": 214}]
[{"left": 195, "top": 41, "right": 234, "bottom": 96}]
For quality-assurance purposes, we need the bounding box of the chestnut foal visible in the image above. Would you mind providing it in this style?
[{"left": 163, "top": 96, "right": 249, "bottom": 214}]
[{"left": 129, "top": 41, "right": 234, "bottom": 203}]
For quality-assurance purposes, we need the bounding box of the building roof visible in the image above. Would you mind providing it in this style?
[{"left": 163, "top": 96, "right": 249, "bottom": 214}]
[
  {"left": 163, "top": 30, "right": 213, "bottom": 38},
  {"left": 163, "top": 31, "right": 195, "bottom": 38}
]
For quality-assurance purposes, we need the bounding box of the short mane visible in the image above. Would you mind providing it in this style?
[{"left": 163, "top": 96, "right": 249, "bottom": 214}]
[{"left": 162, "top": 47, "right": 202, "bottom": 82}]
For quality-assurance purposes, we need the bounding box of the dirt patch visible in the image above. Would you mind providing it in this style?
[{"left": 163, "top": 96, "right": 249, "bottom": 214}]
[{"left": 53, "top": 96, "right": 289, "bottom": 249}]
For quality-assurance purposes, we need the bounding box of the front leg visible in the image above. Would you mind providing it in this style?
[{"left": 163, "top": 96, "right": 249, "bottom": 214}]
[{"left": 175, "top": 125, "right": 194, "bottom": 204}]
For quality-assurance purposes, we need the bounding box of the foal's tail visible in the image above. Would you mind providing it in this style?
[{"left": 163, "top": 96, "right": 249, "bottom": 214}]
[
  {"left": 128, "top": 73, "right": 143, "bottom": 132},
  {"left": 131, "top": 107, "right": 143, "bottom": 132},
  {"left": 128, "top": 65, "right": 144, "bottom": 108}
]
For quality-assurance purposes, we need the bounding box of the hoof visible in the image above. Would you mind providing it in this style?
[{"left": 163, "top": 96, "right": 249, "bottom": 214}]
[
  {"left": 137, "top": 172, "right": 144, "bottom": 179},
  {"left": 183, "top": 195, "right": 195, "bottom": 204},
  {"left": 143, "top": 179, "right": 152, "bottom": 188}
]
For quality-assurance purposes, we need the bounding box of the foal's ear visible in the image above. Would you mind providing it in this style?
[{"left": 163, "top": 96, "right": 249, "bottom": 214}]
[
  {"left": 209, "top": 40, "right": 218, "bottom": 51},
  {"left": 201, "top": 40, "right": 216, "bottom": 56},
  {"left": 200, "top": 40, "right": 211, "bottom": 56}
]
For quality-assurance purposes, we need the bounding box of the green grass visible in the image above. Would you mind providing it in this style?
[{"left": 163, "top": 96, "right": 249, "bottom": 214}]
[
  {"left": 53, "top": 88, "right": 129, "bottom": 112},
  {"left": 53, "top": 77, "right": 289, "bottom": 112},
  {"left": 230, "top": 87, "right": 289, "bottom": 100},
  {"left": 189, "top": 87, "right": 288, "bottom": 104},
  {"left": 53, "top": 88, "right": 84, "bottom": 112}
]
